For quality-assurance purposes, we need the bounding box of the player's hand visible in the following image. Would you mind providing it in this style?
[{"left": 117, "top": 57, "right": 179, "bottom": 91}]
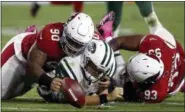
[
  {"left": 25, "top": 25, "right": 37, "bottom": 33},
  {"left": 98, "top": 76, "right": 111, "bottom": 88},
  {"left": 50, "top": 78, "right": 63, "bottom": 92},
  {"left": 107, "top": 87, "right": 123, "bottom": 101}
]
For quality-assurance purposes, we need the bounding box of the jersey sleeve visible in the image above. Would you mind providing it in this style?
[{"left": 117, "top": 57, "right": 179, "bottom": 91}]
[
  {"left": 139, "top": 34, "right": 163, "bottom": 54},
  {"left": 36, "top": 22, "right": 64, "bottom": 60}
]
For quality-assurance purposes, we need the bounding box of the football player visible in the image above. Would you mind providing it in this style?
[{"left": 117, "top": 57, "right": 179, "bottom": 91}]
[
  {"left": 99, "top": 11, "right": 185, "bottom": 103},
  {"left": 31, "top": 1, "right": 83, "bottom": 17},
  {"left": 1, "top": 13, "right": 94, "bottom": 99},
  {"left": 37, "top": 39, "right": 124, "bottom": 105}
]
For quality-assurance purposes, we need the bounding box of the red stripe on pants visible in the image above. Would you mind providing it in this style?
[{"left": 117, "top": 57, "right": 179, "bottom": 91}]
[{"left": 1, "top": 43, "right": 15, "bottom": 67}]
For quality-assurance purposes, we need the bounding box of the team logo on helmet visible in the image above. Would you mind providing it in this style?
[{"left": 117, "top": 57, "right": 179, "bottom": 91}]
[{"left": 87, "top": 42, "right": 96, "bottom": 54}]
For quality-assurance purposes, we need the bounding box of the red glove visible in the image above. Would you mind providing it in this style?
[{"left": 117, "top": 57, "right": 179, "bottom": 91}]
[{"left": 25, "top": 25, "right": 37, "bottom": 33}]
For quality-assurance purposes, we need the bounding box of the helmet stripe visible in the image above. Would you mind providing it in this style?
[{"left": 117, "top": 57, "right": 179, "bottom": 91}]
[
  {"left": 63, "top": 59, "right": 78, "bottom": 81},
  {"left": 101, "top": 41, "right": 108, "bottom": 65}
]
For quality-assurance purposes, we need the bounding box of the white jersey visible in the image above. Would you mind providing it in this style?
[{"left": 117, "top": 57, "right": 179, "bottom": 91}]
[
  {"left": 54, "top": 52, "right": 126, "bottom": 95},
  {"left": 57, "top": 55, "right": 98, "bottom": 95}
]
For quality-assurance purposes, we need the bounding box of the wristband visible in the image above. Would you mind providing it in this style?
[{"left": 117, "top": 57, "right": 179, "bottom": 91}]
[
  {"left": 38, "top": 73, "right": 53, "bottom": 88},
  {"left": 99, "top": 94, "right": 108, "bottom": 104},
  {"left": 108, "top": 77, "right": 115, "bottom": 93}
]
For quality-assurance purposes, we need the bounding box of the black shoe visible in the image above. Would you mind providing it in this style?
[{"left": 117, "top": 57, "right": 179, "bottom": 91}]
[{"left": 30, "top": 3, "right": 41, "bottom": 17}]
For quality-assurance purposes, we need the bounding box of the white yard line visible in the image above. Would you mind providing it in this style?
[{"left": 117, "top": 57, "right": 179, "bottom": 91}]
[
  {"left": 2, "top": 100, "right": 184, "bottom": 112},
  {"left": 2, "top": 107, "right": 65, "bottom": 112},
  {"left": 2, "top": 27, "right": 135, "bottom": 36},
  {"left": 164, "top": 102, "right": 184, "bottom": 106},
  {"left": 3, "top": 106, "right": 184, "bottom": 112},
  {"left": 2, "top": 2, "right": 104, "bottom": 6}
]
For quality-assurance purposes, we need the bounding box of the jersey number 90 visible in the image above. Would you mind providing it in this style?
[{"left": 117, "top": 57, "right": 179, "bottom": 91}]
[{"left": 50, "top": 29, "right": 60, "bottom": 41}]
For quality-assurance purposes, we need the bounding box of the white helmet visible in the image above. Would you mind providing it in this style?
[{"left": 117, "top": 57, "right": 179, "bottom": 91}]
[
  {"left": 127, "top": 53, "right": 164, "bottom": 84},
  {"left": 60, "top": 13, "right": 94, "bottom": 57},
  {"left": 81, "top": 39, "right": 116, "bottom": 82}
]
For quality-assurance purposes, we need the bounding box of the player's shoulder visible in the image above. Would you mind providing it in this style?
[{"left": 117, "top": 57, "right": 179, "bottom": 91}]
[
  {"left": 139, "top": 34, "right": 165, "bottom": 51},
  {"left": 41, "top": 22, "right": 64, "bottom": 35},
  {"left": 44, "top": 22, "right": 65, "bottom": 28},
  {"left": 140, "top": 34, "right": 163, "bottom": 44},
  {"left": 37, "top": 22, "right": 64, "bottom": 40}
]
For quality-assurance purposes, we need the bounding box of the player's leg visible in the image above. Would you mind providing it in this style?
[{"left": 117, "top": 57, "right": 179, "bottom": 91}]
[
  {"left": 106, "top": 1, "right": 123, "bottom": 37},
  {"left": 1, "top": 43, "right": 26, "bottom": 99},
  {"left": 106, "top": 2, "right": 125, "bottom": 72},
  {"left": 135, "top": 1, "right": 162, "bottom": 33},
  {"left": 1, "top": 33, "right": 36, "bottom": 99},
  {"left": 72, "top": 2, "right": 83, "bottom": 14},
  {"left": 30, "top": 2, "right": 41, "bottom": 17}
]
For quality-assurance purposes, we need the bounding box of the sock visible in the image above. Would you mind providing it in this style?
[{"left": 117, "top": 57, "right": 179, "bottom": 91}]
[
  {"left": 106, "top": 1, "right": 123, "bottom": 31},
  {"left": 113, "top": 25, "right": 120, "bottom": 38},
  {"left": 144, "top": 11, "right": 163, "bottom": 33},
  {"left": 135, "top": 2, "right": 163, "bottom": 33}
]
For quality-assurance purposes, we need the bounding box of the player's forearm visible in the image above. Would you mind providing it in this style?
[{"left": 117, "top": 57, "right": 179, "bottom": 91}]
[
  {"left": 85, "top": 95, "right": 101, "bottom": 105},
  {"left": 27, "top": 47, "right": 47, "bottom": 78},
  {"left": 85, "top": 94, "right": 114, "bottom": 105},
  {"left": 109, "top": 35, "right": 144, "bottom": 51},
  {"left": 27, "top": 60, "right": 45, "bottom": 78},
  {"left": 26, "top": 45, "right": 54, "bottom": 88}
]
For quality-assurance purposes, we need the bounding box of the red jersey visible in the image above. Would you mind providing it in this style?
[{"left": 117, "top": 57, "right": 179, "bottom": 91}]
[
  {"left": 36, "top": 22, "right": 66, "bottom": 61},
  {"left": 168, "top": 41, "right": 185, "bottom": 94},
  {"left": 132, "top": 34, "right": 184, "bottom": 103},
  {"left": 21, "top": 33, "right": 37, "bottom": 60}
]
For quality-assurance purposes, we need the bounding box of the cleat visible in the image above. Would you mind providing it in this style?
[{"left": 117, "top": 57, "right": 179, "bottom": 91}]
[
  {"left": 30, "top": 3, "right": 41, "bottom": 17},
  {"left": 97, "top": 11, "right": 115, "bottom": 39}
]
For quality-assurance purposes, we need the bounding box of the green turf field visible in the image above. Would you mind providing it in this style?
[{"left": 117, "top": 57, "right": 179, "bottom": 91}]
[{"left": 1, "top": 2, "right": 184, "bottom": 112}]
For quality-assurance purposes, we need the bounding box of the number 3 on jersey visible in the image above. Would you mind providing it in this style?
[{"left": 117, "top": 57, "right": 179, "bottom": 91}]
[
  {"left": 144, "top": 90, "right": 157, "bottom": 100},
  {"left": 50, "top": 29, "right": 60, "bottom": 41}
]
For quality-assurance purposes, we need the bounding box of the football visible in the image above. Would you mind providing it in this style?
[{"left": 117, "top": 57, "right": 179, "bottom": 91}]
[{"left": 60, "top": 77, "right": 85, "bottom": 108}]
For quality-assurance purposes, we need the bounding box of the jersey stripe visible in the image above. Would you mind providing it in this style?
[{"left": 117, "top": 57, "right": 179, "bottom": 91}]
[
  {"left": 109, "top": 61, "right": 117, "bottom": 77},
  {"left": 114, "top": 53, "right": 121, "bottom": 57},
  {"left": 101, "top": 41, "right": 108, "bottom": 65},
  {"left": 57, "top": 63, "right": 70, "bottom": 78},
  {"left": 63, "top": 59, "right": 78, "bottom": 81},
  {"left": 105, "top": 47, "right": 113, "bottom": 67},
  {"left": 61, "top": 60, "right": 75, "bottom": 80}
]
